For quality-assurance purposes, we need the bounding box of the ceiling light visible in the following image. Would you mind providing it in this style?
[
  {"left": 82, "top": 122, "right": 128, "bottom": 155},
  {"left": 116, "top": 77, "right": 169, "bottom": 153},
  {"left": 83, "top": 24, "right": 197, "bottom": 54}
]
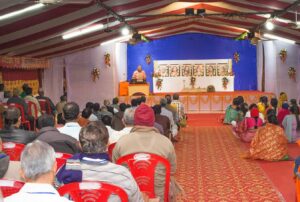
[
  {"left": 121, "top": 27, "right": 130, "bottom": 35},
  {"left": 275, "top": 17, "right": 291, "bottom": 24},
  {"left": 0, "top": 3, "right": 45, "bottom": 21},
  {"left": 101, "top": 35, "right": 131, "bottom": 46},
  {"left": 265, "top": 21, "right": 274, "bottom": 30},
  {"left": 264, "top": 33, "right": 295, "bottom": 44},
  {"left": 257, "top": 14, "right": 271, "bottom": 18},
  {"left": 62, "top": 24, "right": 104, "bottom": 40}
]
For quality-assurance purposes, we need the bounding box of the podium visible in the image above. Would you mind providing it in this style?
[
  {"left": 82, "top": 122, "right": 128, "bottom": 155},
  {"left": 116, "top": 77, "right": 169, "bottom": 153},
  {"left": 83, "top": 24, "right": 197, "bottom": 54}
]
[{"left": 128, "top": 83, "right": 150, "bottom": 96}]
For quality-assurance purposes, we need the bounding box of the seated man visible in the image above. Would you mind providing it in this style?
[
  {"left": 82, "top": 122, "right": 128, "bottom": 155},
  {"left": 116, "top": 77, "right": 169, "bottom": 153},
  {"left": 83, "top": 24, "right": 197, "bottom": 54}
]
[
  {"left": 36, "top": 88, "right": 56, "bottom": 114},
  {"left": 58, "top": 102, "right": 81, "bottom": 140},
  {"left": 24, "top": 87, "right": 42, "bottom": 117},
  {"left": 36, "top": 114, "right": 79, "bottom": 154},
  {"left": 111, "top": 103, "right": 127, "bottom": 131},
  {"left": 112, "top": 104, "right": 181, "bottom": 201},
  {"left": 132, "top": 65, "right": 146, "bottom": 83},
  {"left": 78, "top": 108, "right": 91, "bottom": 127},
  {"left": 4, "top": 140, "right": 72, "bottom": 202},
  {"left": 152, "top": 105, "right": 171, "bottom": 138},
  {"left": 56, "top": 123, "right": 144, "bottom": 202},
  {"left": 171, "top": 93, "right": 185, "bottom": 121},
  {"left": 0, "top": 107, "right": 36, "bottom": 144}
]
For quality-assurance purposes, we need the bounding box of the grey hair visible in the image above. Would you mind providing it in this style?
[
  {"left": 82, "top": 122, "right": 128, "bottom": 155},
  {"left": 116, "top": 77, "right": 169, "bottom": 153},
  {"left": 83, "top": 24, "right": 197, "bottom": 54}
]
[
  {"left": 123, "top": 108, "right": 135, "bottom": 125},
  {"left": 21, "top": 140, "right": 56, "bottom": 180}
]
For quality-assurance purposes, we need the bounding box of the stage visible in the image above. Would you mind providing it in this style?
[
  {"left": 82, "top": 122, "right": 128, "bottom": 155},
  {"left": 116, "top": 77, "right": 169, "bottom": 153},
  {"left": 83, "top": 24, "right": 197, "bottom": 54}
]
[{"left": 118, "top": 91, "right": 275, "bottom": 113}]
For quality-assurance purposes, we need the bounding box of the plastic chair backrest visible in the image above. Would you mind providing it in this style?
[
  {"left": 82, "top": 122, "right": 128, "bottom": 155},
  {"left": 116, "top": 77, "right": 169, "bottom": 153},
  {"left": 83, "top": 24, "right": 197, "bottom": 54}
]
[
  {"left": 0, "top": 179, "right": 25, "bottom": 197},
  {"left": 58, "top": 181, "right": 128, "bottom": 202},
  {"left": 25, "top": 100, "right": 38, "bottom": 119},
  {"left": 116, "top": 153, "right": 170, "bottom": 201},
  {"left": 3, "top": 142, "right": 25, "bottom": 161},
  {"left": 7, "top": 103, "right": 26, "bottom": 122},
  {"left": 55, "top": 152, "right": 72, "bottom": 170},
  {"left": 38, "top": 99, "right": 51, "bottom": 114},
  {"left": 108, "top": 143, "right": 116, "bottom": 160}
]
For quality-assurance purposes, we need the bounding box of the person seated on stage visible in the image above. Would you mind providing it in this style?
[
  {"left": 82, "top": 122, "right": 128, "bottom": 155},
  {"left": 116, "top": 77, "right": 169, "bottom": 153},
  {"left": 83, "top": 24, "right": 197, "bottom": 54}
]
[
  {"left": 36, "top": 88, "right": 56, "bottom": 114},
  {"left": 56, "top": 123, "right": 144, "bottom": 202},
  {"left": 160, "top": 98, "right": 178, "bottom": 140},
  {"left": 36, "top": 114, "right": 79, "bottom": 154},
  {"left": 223, "top": 97, "right": 240, "bottom": 125},
  {"left": 257, "top": 96, "right": 269, "bottom": 118},
  {"left": 243, "top": 110, "right": 288, "bottom": 161},
  {"left": 4, "top": 140, "right": 72, "bottom": 202},
  {"left": 278, "top": 92, "right": 288, "bottom": 110},
  {"left": 153, "top": 104, "right": 171, "bottom": 138},
  {"left": 111, "top": 103, "right": 127, "bottom": 131},
  {"left": 0, "top": 107, "right": 36, "bottom": 144},
  {"left": 58, "top": 102, "right": 81, "bottom": 140},
  {"left": 7, "top": 88, "right": 35, "bottom": 130},
  {"left": 24, "top": 87, "right": 42, "bottom": 117},
  {"left": 78, "top": 108, "right": 91, "bottom": 127},
  {"left": 131, "top": 65, "right": 146, "bottom": 83},
  {"left": 282, "top": 105, "right": 300, "bottom": 143},
  {"left": 234, "top": 108, "right": 264, "bottom": 142},
  {"left": 277, "top": 103, "right": 290, "bottom": 126},
  {"left": 165, "top": 94, "right": 179, "bottom": 123}
]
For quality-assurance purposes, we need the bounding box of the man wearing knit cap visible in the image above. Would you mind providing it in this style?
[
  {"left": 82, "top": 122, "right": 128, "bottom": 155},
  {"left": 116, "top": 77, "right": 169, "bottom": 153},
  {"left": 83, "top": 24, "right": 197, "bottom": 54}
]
[{"left": 112, "top": 103, "right": 181, "bottom": 201}]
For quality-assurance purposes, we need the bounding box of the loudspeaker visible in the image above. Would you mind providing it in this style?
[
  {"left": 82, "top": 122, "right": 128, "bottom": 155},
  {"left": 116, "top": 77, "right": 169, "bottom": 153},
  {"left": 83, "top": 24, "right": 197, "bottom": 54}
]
[
  {"left": 197, "top": 9, "right": 206, "bottom": 15},
  {"left": 185, "top": 8, "right": 194, "bottom": 16}
]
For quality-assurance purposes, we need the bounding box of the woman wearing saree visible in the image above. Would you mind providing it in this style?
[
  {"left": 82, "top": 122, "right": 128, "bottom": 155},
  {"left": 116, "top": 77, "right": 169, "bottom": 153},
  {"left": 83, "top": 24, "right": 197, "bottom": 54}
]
[{"left": 243, "top": 111, "right": 288, "bottom": 161}]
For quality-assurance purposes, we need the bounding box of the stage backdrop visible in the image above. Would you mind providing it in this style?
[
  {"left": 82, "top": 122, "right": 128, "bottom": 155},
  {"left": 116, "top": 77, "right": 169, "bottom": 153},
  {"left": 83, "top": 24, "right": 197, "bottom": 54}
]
[
  {"left": 127, "top": 33, "right": 257, "bottom": 92},
  {"left": 153, "top": 59, "right": 234, "bottom": 93}
]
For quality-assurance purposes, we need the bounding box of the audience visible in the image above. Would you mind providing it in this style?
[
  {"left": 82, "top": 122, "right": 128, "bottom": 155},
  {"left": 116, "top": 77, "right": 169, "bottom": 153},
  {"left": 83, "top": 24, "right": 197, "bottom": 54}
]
[
  {"left": 131, "top": 98, "right": 138, "bottom": 109},
  {"left": 77, "top": 108, "right": 91, "bottom": 127},
  {"left": 4, "top": 140, "right": 72, "bottom": 202},
  {"left": 268, "top": 98, "right": 278, "bottom": 115},
  {"left": 0, "top": 138, "right": 9, "bottom": 178},
  {"left": 245, "top": 103, "right": 265, "bottom": 122},
  {"left": 58, "top": 102, "right": 81, "bottom": 140},
  {"left": 282, "top": 105, "right": 300, "bottom": 143},
  {"left": 56, "top": 123, "right": 144, "bottom": 202},
  {"left": 111, "top": 103, "right": 127, "bottom": 131},
  {"left": 223, "top": 97, "right": 240, "bottom": 124},
  {"left": 171, "top": 93, "right": 185, "bottom": 121},
  {"left": 111, "top": 97, "right": 120, "bottom": 113},
  {"left": 24, "top": 87, "right": 42, "bottom": 117},
  {"left": 257, "top": 96, "right": 268, "bottom": 117},
  {"left": 278, "top": 92, "right": 288, "bottom": 110},
  {"left": 277, "top": 103, "right": 290, "bottom": 126},
  {"left": 160, "top": 98, "right": 178, "bottom": 139},
  {"left": 19, "top": 83, "right": 29, "bottom": 99},
  {"left": 112, "top": 104, "right": 181, "bottom": 201},
  {"left": 0, "top": 107, "right": 36, "bottom": 144},
  {"left": 56, "top": 95, "right": 67, "bottom": 115},
  {"left": 36, "top": 88, "right": 56, "bottom": 114},
  {"left": 85, "top": 102, "right": 98, "bottom": 121},
  {"left": 101, "top": 100, "right": 114, "bottom": 118},
  {"left": 153, "top": 104, "right": 171, "bottom": 138},
  {"left": 92, "top": 102, "right": 102, "bottom": 120},
  {"left": 243, "top": 110, "right": 288, "bottom": 161},
  {"left": 36, "top": 114, "right": 79, "bottom": 154},
  {"left": 165, "top": 94, "right": 178, "bottom": 123}
]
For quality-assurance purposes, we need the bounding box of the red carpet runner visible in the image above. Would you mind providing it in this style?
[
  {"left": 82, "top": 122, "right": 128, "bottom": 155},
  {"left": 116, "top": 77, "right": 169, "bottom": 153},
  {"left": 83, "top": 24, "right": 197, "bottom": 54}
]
[{"left": 174, "top": 125, "right": 285, "bottom": 201}]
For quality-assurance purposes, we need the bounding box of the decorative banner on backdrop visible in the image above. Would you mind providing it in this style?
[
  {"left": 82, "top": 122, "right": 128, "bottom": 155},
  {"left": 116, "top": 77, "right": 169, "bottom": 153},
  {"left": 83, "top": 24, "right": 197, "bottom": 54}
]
[
  {"left": 0, "top": 56, "right": 49, "bottom": 69},
  {"left": 153, "top": 59, "right": 234, "bottom": 93}
]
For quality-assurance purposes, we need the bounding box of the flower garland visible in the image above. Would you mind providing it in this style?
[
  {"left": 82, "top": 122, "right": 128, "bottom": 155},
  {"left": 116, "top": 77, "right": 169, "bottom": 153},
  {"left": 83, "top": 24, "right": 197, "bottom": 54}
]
[
  {"left": 222, "top": 77, "right": 229, "bottom": 89},
  {"left": 152, "top": 72, "right": 163, "bottom": 90},
  {"left": 104, "top": 53, "right": 110, "bottom": 67},
  {"left": 288, "top": 67, "right": 296, "bottom": 82},
  {"left": 233, "top": 52, "right": 240, "bottom": 63},
  {"left": 91, "top": 68, "right": 100, "bottom": 82},
  {"left": 279, "top": 49, "right": 287, "bottom": 63}
]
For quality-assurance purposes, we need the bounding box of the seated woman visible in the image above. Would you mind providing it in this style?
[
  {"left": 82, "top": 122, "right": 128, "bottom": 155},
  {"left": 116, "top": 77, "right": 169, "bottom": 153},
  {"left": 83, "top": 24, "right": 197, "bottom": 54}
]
[
  {"left": 278, "top": 92, "right": 288, "bottom": 111},
  {"left": 223, "top": 98, "right": 240, "bottom": 124},
  {"left": 282, "top": 105, "right": 300, "bottom": 143},
  {"left": 266, "top": 98, "right": 278, "bottom": 115},
  {"left": 234, "top": 108, "right": 263, "bottom": 142},
  {"left": 277, "top": 103, "right": 290, "bottom": 126},
  {"left": 243, "top": 111, "right": 288, "bottom": 161},
  {"left": 245, "top": 103, "right": 265, "bottom": 121},
  {"left": 231, "top": 103, "right": 248, "bottom": 128}
]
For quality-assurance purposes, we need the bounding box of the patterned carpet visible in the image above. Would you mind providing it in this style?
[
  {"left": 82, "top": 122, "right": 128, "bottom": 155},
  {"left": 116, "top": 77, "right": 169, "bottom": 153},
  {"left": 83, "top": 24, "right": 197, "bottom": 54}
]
[{"left": 174, "top": 126, "right": 285, "bottom": 202}]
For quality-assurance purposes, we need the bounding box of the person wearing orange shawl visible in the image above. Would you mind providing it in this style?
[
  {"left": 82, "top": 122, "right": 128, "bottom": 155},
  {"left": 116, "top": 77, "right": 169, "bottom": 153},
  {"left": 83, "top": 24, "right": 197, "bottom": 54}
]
[{"left": 243, "top": 110, "right": 288, "bottom": 161}]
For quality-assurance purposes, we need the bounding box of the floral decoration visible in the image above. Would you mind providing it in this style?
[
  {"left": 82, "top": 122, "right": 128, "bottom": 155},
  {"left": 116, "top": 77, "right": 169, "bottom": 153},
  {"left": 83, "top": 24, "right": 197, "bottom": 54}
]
[
  {"left": 233, "top": 52, "right": 240, "bottom": 63},
  {"left": 152, "top": 72, "right": 163, "bottom": 90},
  {"left": 91, "top": 68, "right": 100, "bottom": 82},
  {"left": 145, "top": 54, "right": 151, "bottom": 65},
  {"left": 222, "top": 77, "right": 229, "bottom": 89},
  {"left": 190, "top": 76, "right": 196, "bottom": 88},
  {"left": 279, "top": 49, "right": 287, "bottom": 63},
  {"left": 104, "top": 53, "right": 110, "bottom": 67},
  {"left": 288, "top": 67, "right": 296, "bottom": 82}
]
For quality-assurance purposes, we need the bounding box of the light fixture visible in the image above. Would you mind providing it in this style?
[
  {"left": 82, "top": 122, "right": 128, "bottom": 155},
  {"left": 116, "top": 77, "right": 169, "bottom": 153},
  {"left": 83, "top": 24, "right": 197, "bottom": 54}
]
[
  {"left": 101, "top": 35, "right": 131, "bottom": 46},
  {"left": 121, "top": 27, "right": 130, "bottom": 35},
  {"left": 0, "top": 3, "right": 45, "bottom": 21},
  {"left": 265, "top": 20, "right": 274, "bottom": 30},
  {"left": 257, "top": 14, "right": 271, "bottom": 18},
  {"left": 62, "top": 24, "right": 104, "bottom": 40},
  {"left": 275, "top": 17, "right": 291, "bottom": 24},
  {"left": 264, "top": 33, "right": 296, "bottom": 44}
]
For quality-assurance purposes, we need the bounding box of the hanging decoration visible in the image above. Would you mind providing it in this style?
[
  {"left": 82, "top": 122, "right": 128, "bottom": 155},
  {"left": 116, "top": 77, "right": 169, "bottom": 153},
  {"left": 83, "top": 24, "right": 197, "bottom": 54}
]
[
  {"left": 190, "top": 76, "right": 196, "bottom": 88},
  {"left": 152, "top": 72, "right": 163, "bottom": 90},
  {"left": 222, "top": 77, "right": 229, "bottom": 89},
  {"left": 91, "top": 68, "right": 100, "bottom": 82},
  {"left": 104, "top": 53, "right": 110, "bottom": 67},
  {"left": 145, "top": 54, "right": 151, "bottom": 65},
  {"left": 288, "top": 67, "right": 296, "bottom": 82},
  {"left": 233, "top": 52, "right": 240, "bottom": 63},
  {"left": 279, "top": 49, "right": 287, "bottom": 63}
]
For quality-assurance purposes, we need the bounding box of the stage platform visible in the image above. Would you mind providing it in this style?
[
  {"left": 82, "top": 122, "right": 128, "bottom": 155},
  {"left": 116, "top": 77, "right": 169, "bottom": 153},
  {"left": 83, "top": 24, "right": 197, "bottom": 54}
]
[{"left": 118, "top": 91, "right": 275, "bottom": 113}]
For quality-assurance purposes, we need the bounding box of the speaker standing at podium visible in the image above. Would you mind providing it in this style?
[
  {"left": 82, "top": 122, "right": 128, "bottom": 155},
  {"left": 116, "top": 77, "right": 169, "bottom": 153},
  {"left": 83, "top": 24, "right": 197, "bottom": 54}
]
[{"left": 131, "top": 65, "right": 146, "bottom": 83}]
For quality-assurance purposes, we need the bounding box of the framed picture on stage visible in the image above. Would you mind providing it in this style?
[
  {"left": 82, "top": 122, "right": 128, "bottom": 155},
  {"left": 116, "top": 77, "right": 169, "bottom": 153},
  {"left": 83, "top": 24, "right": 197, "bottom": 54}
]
[
  {"left": 169, "top": 64, "right": 180, "bottom": 77},
  {"left": 205, "top": 63, "right": 216, "bottom": 76},
  {"left": 193, "top": 64, "right": 204, "bottom": 76},
  {"left": 157, "top": 64, "right": 169, "bottom": 77},
  {"left": 181, "top": 64, "right": 192, "bottom": 76},
  {"left": 217, "top": 63, "right": 229, "bottom": 76}
]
